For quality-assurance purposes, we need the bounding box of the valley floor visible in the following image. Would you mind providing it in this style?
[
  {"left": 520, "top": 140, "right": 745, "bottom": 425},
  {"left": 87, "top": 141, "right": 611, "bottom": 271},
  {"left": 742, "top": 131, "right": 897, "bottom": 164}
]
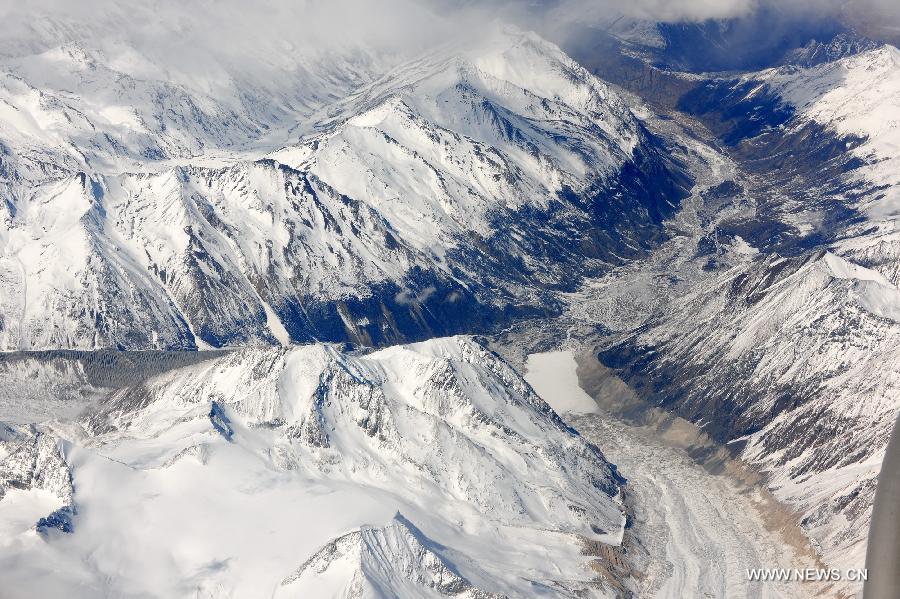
[
  {"left": 574, "top": 413, "right": 825, "bottom": 599},
  {"left": 526, "top": 351, "right": 837, "bottom": 598}
]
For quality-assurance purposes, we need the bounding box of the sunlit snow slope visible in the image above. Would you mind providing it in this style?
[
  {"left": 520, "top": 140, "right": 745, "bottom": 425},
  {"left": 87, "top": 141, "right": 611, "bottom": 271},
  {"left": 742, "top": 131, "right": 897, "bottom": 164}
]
[{"left": 752, "top": 45, "right": 900, "bottom": 218}]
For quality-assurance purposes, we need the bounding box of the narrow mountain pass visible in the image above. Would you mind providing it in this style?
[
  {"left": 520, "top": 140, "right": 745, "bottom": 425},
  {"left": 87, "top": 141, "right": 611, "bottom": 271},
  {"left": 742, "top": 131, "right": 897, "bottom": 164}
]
[{"left": 525, "top": 350, "right": 834, "bottom": 599}]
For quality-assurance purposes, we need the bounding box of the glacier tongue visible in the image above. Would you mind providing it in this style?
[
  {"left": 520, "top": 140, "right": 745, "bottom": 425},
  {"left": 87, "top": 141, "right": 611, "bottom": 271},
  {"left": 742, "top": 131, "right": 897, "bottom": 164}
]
[
  {"left": 0, "top": 336, "right": 628, "bottom": 598},
  {"left": 553, "top": 35, "right": 900, "bottom": 589}
]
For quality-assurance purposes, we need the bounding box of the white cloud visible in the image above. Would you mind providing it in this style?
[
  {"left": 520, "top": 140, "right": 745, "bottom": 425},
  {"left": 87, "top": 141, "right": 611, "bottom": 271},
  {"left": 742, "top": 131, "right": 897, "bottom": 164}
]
[{"left": 0, "top": 0, "right": 895, "bottom": 83}]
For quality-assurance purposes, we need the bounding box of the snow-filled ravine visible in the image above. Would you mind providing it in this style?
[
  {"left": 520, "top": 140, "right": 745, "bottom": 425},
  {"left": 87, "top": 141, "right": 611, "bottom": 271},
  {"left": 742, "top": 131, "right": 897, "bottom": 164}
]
[{"left": 525, "top": 351, "right": 829, "bottom": 599}]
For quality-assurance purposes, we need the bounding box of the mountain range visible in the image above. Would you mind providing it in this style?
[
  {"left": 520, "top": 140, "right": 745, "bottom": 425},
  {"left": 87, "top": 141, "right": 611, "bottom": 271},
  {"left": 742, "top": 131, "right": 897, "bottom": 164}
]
[{"left": 0, "top": 9, "right": 898, "bottom": 598}]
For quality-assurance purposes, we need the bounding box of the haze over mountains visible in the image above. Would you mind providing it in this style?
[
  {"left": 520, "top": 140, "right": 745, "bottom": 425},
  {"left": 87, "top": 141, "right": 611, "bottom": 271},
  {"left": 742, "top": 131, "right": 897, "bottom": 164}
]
[{"left": 0, "top": 1, "right": 898, "bottom": 597}]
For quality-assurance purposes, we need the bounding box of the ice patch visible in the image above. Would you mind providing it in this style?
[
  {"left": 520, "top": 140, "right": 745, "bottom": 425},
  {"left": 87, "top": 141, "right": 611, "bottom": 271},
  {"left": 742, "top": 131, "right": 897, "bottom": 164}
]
[
  {"left": 825, "top": 252, "right": 900, "bottom": 322},
  {"left": 731, "top": 235, "right": 759, "bottom": 256},
  {"left": 261, "top": 300, "right": 291, "bottom": 346},
  {"left": 524, "top": 350, "right": 600, "bottom": 416}
]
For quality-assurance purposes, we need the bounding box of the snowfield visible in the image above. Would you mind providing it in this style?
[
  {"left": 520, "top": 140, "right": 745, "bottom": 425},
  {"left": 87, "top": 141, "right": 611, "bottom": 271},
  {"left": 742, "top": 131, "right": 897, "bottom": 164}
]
[
  {"left": 524, "top": 352, "right": 600, "bottom": 417},
  {"left": 0, "top": 337, "right": 628, "bottom": 598}
]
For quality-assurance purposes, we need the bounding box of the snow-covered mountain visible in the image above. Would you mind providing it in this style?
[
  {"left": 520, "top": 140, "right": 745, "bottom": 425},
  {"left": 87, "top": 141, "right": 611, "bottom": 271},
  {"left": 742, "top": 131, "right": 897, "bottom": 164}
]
[
  {"left": 277, "top": 514, "right": 504, "bottom": 598},
  {"left": 0, "top": 26, "right": 688, "bottom": 350},
  {"left": 571, "top": 40, "right": 900, "bottom": 580},
  {"left": 0, "top": 336, "right": 628, "bottom": 598},
  {"left": 739, "top": 45, "right": 900, "bottom": 221},
  {"left": 598, "top": 250, "right": 900, "bottom": 572}
]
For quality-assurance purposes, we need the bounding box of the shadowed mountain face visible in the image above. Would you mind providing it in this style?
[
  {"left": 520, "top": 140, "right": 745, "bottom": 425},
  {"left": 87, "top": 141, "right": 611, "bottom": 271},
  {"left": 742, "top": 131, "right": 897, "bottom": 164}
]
[
  {"left": 652, "top": 10, "right": 844, "bottom": 71},
  {"left": 596, "top": 249, "right": 900, "bottom": 570}
]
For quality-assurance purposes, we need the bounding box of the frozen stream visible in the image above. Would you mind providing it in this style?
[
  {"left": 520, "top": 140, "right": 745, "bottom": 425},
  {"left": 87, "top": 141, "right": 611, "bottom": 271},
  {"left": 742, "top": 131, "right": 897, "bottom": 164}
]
[{"left": 525, "top": 351, "right": 829, "bottom": 599}]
